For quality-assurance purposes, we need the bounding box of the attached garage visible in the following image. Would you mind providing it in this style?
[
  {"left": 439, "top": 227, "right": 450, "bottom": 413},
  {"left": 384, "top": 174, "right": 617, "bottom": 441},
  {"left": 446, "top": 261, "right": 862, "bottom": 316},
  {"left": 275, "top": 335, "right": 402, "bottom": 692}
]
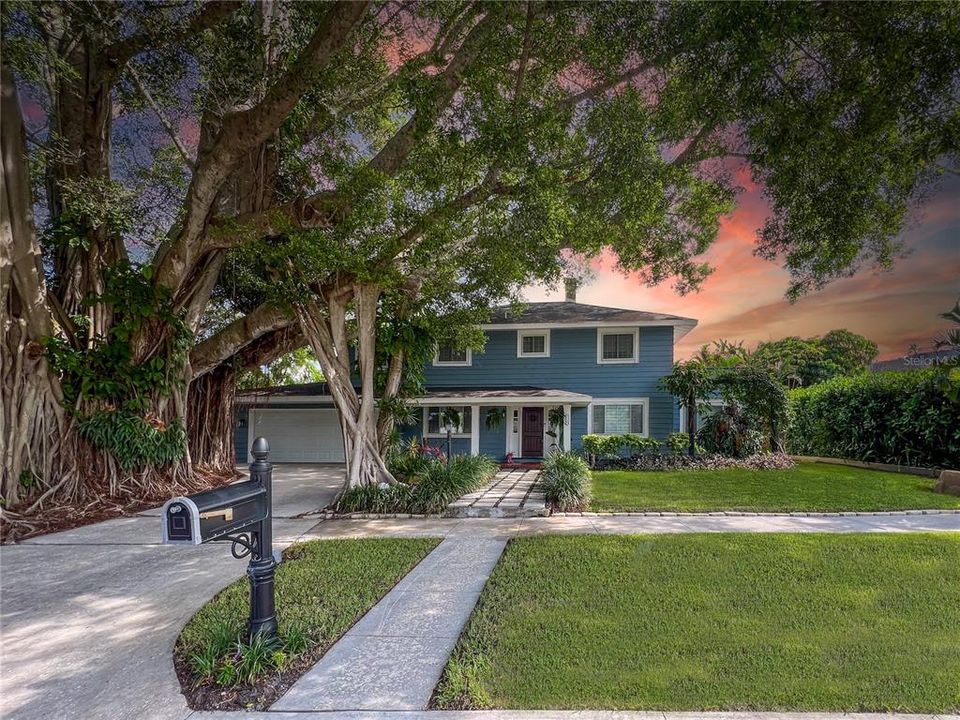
[{"left": 247, "top": 407, "right": 345, "bottom": 463}]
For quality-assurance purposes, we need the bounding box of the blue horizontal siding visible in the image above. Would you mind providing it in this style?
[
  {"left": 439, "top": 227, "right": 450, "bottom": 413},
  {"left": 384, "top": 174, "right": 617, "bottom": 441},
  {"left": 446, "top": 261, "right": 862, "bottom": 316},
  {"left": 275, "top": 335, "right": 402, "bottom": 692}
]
[
  {"left": 424, "top": 326, "right": 676, "bottom": 440},
  {"left": 480, "top": 408, "right": 507, "bottom": 460}
]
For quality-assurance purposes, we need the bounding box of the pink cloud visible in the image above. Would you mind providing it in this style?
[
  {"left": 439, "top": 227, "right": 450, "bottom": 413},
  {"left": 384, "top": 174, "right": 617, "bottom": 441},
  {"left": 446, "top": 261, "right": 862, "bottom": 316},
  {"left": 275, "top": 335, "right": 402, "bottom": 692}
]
[{"left": 525, "top": 170, "right": 960, "bottom": 362}]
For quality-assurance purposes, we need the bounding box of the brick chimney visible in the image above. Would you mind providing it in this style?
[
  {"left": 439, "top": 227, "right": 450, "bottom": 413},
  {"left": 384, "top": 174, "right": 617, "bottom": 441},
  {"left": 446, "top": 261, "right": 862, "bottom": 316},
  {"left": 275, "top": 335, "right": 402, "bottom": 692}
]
[{"left": 564, "top": 278, "right": 578, "bottom": 303}]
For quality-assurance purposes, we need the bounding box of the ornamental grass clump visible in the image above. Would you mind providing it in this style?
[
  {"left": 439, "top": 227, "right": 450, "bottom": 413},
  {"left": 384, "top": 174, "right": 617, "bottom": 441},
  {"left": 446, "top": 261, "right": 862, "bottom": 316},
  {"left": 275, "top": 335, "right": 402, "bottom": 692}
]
[
  {"left": 541, "top": 451, "right": 592, "bottom": 511},
  {"left": 333, "top": 453, "right": 497, "bottom": 515}
]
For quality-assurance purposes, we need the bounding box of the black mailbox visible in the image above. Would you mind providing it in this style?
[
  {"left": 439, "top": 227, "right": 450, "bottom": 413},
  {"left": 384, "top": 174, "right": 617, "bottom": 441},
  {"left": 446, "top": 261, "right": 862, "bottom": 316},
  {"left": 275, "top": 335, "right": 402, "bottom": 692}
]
[
  {"left": 161, "top": 437, "right": 278, "bottom": 640},
  {"left": 162, "top": 480, "right": 267, "bottom": 545}
]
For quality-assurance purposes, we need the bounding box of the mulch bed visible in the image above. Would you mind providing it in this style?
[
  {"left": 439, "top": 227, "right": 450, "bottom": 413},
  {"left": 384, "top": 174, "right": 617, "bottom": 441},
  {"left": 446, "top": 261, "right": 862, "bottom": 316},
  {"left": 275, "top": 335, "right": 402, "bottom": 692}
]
[
  {"left": 0, "top": 469, "right": 238, "bottom": 544},
  {"left": 175, "top": 638, "right": 336, "bottom": 711}
]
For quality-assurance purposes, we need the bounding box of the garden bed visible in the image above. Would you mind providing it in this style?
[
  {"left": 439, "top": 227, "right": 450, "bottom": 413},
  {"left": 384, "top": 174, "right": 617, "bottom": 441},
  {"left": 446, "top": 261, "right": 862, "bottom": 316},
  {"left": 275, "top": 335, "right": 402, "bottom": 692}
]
[
  {"left": 589, "top": 461, "right": 960, "bottom": 513},
  {"left": 175, "top": 536, "right": 439, "bottom": 711},
  {"left": 434, "top": 533, "right": 960, "bottom": 711}
]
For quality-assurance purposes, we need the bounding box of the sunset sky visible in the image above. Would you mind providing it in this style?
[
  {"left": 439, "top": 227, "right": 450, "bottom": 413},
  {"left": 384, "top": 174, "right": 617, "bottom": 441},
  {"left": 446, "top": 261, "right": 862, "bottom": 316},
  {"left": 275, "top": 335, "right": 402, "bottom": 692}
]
[{"left": 525, "top": 167, "right": 960, "bottom": 361}]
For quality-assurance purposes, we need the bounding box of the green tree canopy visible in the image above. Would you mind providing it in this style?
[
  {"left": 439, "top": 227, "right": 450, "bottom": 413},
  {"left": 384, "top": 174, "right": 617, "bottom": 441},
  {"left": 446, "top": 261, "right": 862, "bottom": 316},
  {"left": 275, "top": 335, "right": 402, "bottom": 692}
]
[{"left": 2, "top": 0, "right": 957, "bottom": 504}]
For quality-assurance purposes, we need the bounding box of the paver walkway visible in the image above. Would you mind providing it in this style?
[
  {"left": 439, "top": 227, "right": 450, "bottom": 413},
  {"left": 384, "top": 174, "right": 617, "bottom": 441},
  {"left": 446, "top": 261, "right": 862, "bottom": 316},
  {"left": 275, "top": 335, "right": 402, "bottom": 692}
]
[
  {"left": 271, "top": 534, "right": 507, "bottom": 712},
  {"left": 446, "top": 469, "right": 546, "bottom": 518}
]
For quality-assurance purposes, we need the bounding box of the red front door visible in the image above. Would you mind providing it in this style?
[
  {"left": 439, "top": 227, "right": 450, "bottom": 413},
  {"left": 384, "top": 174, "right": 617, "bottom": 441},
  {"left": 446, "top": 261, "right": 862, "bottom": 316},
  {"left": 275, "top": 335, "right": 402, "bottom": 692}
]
[{"left": 521, "top": 407, "right": 544, "bottom": 457}]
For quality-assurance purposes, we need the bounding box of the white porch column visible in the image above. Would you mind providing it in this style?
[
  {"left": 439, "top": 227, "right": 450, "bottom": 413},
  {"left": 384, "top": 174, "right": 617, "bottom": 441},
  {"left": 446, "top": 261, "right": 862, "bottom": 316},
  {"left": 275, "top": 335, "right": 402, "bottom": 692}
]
[
  {"left": 470, "top": 404, "right": 480, "bottom": 455},
  {"left": 563, "top": 404, "right": 572, "bottom": 452}
]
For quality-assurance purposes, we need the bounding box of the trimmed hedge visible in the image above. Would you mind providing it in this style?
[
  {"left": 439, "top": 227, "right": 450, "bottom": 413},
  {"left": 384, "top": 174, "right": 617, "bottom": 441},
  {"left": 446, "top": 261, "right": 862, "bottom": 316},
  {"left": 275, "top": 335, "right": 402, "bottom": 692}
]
[
  {"left": 787, "top": 370, "right": 960, "bottom": 469},
  {"left": 582, "top": 434, "right": 661, "bottom": 462}
]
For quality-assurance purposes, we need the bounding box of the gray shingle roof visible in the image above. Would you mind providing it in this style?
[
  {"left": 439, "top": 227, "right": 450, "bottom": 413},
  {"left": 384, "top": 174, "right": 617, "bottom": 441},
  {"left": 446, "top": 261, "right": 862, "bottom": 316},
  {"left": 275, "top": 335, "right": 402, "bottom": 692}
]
[{"left": 486, "top": 301, "right": 696, "bottom": 326}]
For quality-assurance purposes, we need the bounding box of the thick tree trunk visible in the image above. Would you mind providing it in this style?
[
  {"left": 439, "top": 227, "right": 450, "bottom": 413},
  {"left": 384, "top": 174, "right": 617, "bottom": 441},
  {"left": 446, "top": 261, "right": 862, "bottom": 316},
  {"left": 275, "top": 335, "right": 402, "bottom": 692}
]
[
  {"left": 187, "top": 365, "right": 238, "bottom": 474},
  {"left": 1, "top": 65, "right": 81, "bottom": 507},
  {"left": 296, "top": 287, "right": 398, "bottom": 491}
]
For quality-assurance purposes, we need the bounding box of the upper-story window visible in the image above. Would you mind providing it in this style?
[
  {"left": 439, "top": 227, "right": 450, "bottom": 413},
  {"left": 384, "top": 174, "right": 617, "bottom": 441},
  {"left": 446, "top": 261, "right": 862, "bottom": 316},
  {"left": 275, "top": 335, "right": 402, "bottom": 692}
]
[
  {"left": 517, "top": 329, "right": 550, "bottom": 358},
  {"left": 597, "top": 327, "right": 639, "bottom": 364},
  {"left": 434, "top": 344, "right": 472, "bottom": 367}
]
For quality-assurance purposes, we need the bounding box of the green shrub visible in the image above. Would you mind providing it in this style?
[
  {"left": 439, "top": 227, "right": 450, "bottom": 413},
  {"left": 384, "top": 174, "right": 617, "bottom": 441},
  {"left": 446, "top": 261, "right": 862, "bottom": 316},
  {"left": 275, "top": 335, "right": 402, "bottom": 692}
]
[
  {"left": 787, "top": 370, "right": 960, "bottom": 468},
  {"left": 541, "top": 451, "right": 592, "bottom": 511},
  {"left": 582, "top": 434, "right": 661, "bottom": 465},
  {"left": 334, "top": 454, "right": 497, "bottom": 514},
  {"left": 697, "top": 404, "right": 763, "bottom": 458},
  {"left": 408, "top": 455, "right": 497, "bottom": 514},
  {"left": 665, "top": 432, "right": 691, "bottom": 455}
]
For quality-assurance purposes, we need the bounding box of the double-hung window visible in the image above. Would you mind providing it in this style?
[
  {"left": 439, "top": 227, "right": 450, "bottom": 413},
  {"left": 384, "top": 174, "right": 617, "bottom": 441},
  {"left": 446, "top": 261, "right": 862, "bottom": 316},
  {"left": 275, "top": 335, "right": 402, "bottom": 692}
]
[
  {"left": 433, "top": 343, "right": 471, "bottom": 366},
  {"left": 597, "top": 328, "right": 639, "bottom": 363},
  {"left": 591, "top": 399, "right": 648, "bottom": 436},
  {"left": 517, "top": 330, "right": 550, "bottom": 358},
  {"left": 426, "top": 406, "right": 472, "bottom": 436}
]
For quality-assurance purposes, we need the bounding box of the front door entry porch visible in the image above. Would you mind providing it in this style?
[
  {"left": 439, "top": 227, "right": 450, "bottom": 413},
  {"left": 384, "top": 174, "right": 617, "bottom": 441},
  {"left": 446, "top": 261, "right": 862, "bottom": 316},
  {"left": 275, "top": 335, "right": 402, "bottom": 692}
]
[{"left": 521, "top": 406, "right": 544, "bottom": 457}]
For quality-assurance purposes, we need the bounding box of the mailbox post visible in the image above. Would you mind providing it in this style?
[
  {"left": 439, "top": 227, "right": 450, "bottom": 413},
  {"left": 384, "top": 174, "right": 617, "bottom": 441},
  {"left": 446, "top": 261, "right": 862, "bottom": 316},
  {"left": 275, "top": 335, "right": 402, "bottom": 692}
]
[
  {"left": 161, "top": 436, "right": 278, "bottom": 643},
  {"left": 246, "top": 437, "right": 277, "bottom": 640}
]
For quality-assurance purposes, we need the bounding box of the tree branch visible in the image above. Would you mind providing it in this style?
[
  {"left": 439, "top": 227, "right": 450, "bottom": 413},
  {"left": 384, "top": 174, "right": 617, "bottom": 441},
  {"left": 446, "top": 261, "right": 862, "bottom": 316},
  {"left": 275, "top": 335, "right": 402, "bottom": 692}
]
[
  {"left": 556, "top": 62, "right": 654, "bottom": 109},
  {"left": 190, "top": 302, "right": 294, "bottom": 376},
  {"left": 152, "top": 1, "right": 371, "bottom": 296},
  {"left": 126, "top": 63, "right": 194, "bottom": 167},
  {"left": 104, "top": 1, "right": 243, "bottom": 66}
]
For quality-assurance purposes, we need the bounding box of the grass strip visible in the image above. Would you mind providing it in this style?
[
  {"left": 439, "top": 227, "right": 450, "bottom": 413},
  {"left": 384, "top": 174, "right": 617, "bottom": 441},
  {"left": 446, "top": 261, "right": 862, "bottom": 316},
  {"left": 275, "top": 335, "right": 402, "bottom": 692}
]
[
  {"left": 435, "top": 533, "right": 960, "bottom": 712},
  {"left": 590, "top": 462, "right": 960, "bottom": 512}
]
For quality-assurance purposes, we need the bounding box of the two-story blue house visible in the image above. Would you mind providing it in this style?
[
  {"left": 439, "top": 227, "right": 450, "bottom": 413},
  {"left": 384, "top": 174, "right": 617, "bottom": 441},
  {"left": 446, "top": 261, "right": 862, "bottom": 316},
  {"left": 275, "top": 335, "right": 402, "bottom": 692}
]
[{"left": 234, "top": 289, "right": 696, "bottom": 464}]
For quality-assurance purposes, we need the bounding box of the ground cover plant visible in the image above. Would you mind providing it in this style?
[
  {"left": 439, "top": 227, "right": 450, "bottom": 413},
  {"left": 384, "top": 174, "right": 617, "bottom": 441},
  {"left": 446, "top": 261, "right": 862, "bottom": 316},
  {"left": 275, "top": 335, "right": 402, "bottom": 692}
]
[
  {"left": 589, "top": 462, "right": 960, "bottom": 513},
  {"left": 434, "top": 533, "right": 960, "bottom": 712},
  {"left": 333, "top": 454, "right": 497, "bottom": 515},
  {"left": 788, "top": 369, "right": 960, "bottom": 468},
  {"left": 540, "top": 452, "right": 591, "bottom": 511},
  {"left": 176, "top": 537, "right": 439, "bottom": 710}
]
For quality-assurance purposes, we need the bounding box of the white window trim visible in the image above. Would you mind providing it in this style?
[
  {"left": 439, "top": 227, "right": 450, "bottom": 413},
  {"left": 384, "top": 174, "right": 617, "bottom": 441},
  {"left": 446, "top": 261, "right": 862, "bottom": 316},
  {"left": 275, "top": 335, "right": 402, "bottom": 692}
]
[
  {"left": 423, "top": 406, "right": 472, "bottom": 438},
  {"left": 432, "top": 345, "right": 472, "bottom": 367},
  {"left": 516, "top": 329, "right": 551, "bottom": 358},
  {"left": 590, "top": 397, "right": 650, "bottom": 438},
  {"left": 596, "top": 327, "right": 639, "bottom": 364}
]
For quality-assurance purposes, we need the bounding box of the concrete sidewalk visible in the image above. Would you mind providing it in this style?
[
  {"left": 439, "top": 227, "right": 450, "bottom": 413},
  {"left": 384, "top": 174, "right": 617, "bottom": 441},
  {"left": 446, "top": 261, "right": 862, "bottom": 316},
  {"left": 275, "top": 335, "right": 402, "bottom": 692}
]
[
  {"left": 0, "top": 465, "right": 343, "bottom": 720},
  {"left": 272, "top": 535, "right": 507, "bottom": 712},
  {"left": 2, "top": 480, "right": 958, "bottom": 720}
]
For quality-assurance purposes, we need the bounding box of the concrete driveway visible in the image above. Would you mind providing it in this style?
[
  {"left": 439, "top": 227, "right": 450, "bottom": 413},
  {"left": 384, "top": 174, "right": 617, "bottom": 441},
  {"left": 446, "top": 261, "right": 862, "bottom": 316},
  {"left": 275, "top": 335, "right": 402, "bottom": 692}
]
[{"left": 0, "top": 464, "right": 343, "bottom": 720}]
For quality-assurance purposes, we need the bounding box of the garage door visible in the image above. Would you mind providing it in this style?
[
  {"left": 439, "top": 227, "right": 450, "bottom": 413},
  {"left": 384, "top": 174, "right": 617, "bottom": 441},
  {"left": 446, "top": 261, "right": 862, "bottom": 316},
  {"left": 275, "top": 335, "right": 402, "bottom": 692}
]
[{"left": 249, "top": 408, "right": 345, "bottom": 463}]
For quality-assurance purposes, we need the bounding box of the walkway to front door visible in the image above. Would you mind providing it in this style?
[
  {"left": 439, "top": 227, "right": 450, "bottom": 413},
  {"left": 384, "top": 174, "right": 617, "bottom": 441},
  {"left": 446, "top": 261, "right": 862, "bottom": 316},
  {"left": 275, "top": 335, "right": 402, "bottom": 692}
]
[
  {"left": 521, "top": 406, "right": 544, "bottom": 457},
  {"left": 445, "top": 469, "right": 547, "bottom": 518}
]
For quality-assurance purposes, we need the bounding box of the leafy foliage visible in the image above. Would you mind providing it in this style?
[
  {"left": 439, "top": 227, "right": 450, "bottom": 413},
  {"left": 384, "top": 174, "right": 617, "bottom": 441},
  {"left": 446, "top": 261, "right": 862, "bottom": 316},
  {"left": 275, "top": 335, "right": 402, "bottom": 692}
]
[
  {"left": 788, "top": 370, "right": 960, "bottom": 468},
  {"left": 334, "top": 454, "right": 498, "bottom": 515},
  {"left": 43, "top": 262, "right": 192, "bottom": 468},
  {"left": 696, "top": 404, "right": 764, "bottom": 459},
  {"left": 665, "top": 432, "right": 693, "bottom": 455},
  {"left": 541, "top": 452, "right": 592, "bottom": 511},
  {"left": 237, "top": 347, "right": 323, "bottom": 391},
  {"left": 599, "top": 453, "right": 794, "bottom": 474},
  {"left": 78, "top": 411, "right": 186, "bottom": 471},
  {"left": 753, "top": 331, "right": 878, "bottom": 388},
  {"left": 582, "top": 434, "right": 663, "bottom": 465}
]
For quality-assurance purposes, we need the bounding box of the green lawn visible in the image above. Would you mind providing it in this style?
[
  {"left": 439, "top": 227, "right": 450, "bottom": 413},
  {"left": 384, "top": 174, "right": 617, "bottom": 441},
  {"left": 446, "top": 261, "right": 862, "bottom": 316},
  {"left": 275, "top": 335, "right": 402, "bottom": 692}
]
[
  {"left": 589, "top": 461, "right": 960, "bottom": 513},
  {"left": 177, "top": 537, "right": 439, "bottom": 709},
  {"left": 434, "top": 534, "right": 960, "bottom": 712}
]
